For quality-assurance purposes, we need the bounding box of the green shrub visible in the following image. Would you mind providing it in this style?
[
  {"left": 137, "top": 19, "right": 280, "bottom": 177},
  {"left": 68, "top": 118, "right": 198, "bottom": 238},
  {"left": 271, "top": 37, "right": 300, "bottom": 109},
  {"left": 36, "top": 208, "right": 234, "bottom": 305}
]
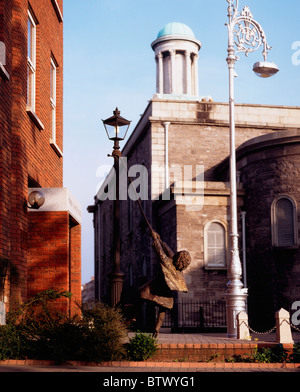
[
  {"left": 251, "top": 344, "right": 288, "bottom": 363},
  {"left": 126, "top": 331, "right": 158, "bottom": 361},
  {"left": 225, "top": 344, "right": 289, "bottom": 363},
  {"left": 27, "top": 317, "right": 87, "bottom": 363},
  {"left": 81, "top": 302, "right": 128, "bottom": 362},
  {"left": 0, "top": 291, "right": 128, "bottom": 364},
  {"left": 0, "top": 324, "right": 28, "bottom": 360},
  {"left": 291, "top": 342, "right": 300, "bottom": 363}
]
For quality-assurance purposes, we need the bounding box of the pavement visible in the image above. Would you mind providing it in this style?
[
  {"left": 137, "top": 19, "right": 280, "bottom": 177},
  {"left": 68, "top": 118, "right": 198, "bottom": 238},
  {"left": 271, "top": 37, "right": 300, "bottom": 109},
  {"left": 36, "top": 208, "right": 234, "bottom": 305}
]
[
  {"left": 0, "top": 331, "right": 299, "bottom": 375},
  {"left": 142, "top": 330, "right": 300, "bottom": 344}
]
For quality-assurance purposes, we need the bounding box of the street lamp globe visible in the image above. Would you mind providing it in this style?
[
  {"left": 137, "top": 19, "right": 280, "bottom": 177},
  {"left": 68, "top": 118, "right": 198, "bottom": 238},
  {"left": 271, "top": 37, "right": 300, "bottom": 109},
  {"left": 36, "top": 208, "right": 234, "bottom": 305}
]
[{"left": 253, "top": 61, "right": 279, "bottom": 78}]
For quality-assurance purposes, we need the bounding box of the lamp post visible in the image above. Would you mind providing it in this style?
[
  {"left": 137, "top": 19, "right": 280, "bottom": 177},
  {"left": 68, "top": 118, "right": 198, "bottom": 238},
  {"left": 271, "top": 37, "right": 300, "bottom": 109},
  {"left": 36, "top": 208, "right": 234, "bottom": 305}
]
[
  {"left": 102, "top": 108, "right": 131, "bottom": 307},
  {"left": 225, "top": 0, "right": 278, "bottom": 338}
]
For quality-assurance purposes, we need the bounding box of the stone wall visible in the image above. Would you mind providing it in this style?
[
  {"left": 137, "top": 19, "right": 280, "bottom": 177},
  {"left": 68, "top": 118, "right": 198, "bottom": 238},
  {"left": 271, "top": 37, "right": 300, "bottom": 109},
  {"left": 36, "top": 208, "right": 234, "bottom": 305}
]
[{"left": 235, "top": 131, "right": 300, "bottom": 329}]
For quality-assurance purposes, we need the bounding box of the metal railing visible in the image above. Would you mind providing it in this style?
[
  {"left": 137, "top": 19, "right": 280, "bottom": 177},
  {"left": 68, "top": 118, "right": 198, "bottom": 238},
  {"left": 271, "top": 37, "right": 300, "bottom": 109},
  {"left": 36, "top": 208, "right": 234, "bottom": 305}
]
[
  {"left": 157, "top": 299, "right": 299, "bottom": 333},
  {"left": 161, "top": 300, "right": 227, "bottom": 331}
]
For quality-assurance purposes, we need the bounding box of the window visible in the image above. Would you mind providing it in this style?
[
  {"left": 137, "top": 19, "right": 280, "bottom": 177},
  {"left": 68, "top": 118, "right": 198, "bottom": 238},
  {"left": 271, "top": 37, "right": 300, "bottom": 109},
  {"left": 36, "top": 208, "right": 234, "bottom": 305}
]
[
  {"left": 26, "top": 9, "right": 44, "bottom": 130},
  {"left": 0, "top": 41, "right": 9, "bottom": 81},
  {"left": 50, "top": 58, "right": 57, "bottom": 141},
  {"left": 204, "top": 221, "right": 227, "bottom": 269},
  {"left": 49, "top": 56, "right": 63, "bottom": 156},
  {"left": 271, "top": 195, "right": 298, "bottom": 247},
  {"left": 27, "top": 10, "right": 36, "bottom": 110},
  {"left": 51, "top": 0, "right": 64, "bottom": 22}
]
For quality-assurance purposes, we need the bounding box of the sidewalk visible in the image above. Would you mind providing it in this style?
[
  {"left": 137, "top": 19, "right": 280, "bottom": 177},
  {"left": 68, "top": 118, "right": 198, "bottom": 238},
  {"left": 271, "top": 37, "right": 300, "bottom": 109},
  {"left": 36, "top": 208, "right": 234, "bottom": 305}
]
[{"left": 146, "top": 330, "right": 300, "bottom": 344}]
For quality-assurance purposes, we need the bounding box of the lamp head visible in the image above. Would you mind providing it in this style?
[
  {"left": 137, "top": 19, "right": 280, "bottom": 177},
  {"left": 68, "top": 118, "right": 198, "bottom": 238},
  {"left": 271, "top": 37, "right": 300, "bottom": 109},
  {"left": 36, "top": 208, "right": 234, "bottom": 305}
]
[
  {"left": 102, "top": 107, "right": 131, "bottom": 142},
  {"left": 253, "top": 61, "right": 279, "bottom": 78},
  {"left": 28, "top": 190, "right": 45, "bottom": 209}
]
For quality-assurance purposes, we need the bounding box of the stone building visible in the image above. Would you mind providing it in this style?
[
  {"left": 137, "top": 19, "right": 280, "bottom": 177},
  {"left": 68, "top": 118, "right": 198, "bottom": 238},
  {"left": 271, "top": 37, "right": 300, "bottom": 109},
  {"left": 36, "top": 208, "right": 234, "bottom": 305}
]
[
  {"left": 81, "top": 277, "right": 95, "bottom": 304},
  {"left": 0, "top": 0, "right": 81, "bottom": 321},
  {"left": 89, "top": 22, "right": 300, "bottom": 330}
]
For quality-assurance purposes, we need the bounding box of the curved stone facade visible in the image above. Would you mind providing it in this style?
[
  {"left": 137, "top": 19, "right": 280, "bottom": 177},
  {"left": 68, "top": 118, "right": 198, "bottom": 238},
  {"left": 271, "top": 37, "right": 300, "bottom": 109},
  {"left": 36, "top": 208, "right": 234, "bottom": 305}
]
[{"left": 236, "top": 130, "right": 300, "bottom": 329}]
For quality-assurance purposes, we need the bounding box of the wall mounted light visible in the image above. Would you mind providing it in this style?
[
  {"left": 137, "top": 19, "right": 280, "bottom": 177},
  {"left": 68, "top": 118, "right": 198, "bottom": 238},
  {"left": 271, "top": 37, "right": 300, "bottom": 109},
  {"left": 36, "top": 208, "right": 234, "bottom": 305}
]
[{"left": 27, "top": 190, "right": 45, "bottom": 209}]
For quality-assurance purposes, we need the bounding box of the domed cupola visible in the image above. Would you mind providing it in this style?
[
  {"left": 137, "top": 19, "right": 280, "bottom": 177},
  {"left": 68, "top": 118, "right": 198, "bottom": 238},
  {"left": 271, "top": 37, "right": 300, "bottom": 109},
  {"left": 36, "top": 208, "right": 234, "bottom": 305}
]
[{"left": 151, "top": 22, "right": 201, "bottom": 99}]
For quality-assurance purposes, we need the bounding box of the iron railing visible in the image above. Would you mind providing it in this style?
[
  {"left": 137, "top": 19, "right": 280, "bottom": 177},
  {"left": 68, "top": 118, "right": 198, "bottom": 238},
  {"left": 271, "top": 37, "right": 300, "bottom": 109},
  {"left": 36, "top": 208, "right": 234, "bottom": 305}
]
[{"left": 160, "top": 300, "right": 227, "bottom": 331}]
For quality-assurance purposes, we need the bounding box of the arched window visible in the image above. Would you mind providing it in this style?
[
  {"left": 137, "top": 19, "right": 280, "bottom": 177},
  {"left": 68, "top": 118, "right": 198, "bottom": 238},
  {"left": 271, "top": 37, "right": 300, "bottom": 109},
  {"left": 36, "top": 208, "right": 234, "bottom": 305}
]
[
  {"left": 204, "top": 221, "right": 227, "bottom": 269},
  {"left": 271, "top": 195, "right": 298, "bottom": 248}
]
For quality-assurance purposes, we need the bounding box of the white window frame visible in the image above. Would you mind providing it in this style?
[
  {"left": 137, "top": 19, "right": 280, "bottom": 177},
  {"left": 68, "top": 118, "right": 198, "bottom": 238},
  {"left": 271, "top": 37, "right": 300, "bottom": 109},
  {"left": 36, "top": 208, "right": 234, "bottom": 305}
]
[
  {"left": 204, "top": 220, "right": 227, "bottom": 270},
  {"left": 0, "top": 41, "right": 9, "bottom": 81},
  {"left": 271, "top": 195, "right": 298, "bottom": 248},
  {"left": 27, "top": 10, "right": 36, "bottom": 110},
  {"left": 50, "top": 58, "right": 57, "bottom": 142},
  {"left": 49, "top": 57, "right": 63, "bottom": 157}
]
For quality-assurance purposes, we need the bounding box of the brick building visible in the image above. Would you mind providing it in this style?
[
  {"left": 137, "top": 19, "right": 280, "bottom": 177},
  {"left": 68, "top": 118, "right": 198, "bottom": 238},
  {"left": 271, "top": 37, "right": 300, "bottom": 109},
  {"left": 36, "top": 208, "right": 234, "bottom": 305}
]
[
  {"left": 0, "top": 0, "right": 81, "bottom": 321},
  {"left": 89, "top": 23, "right": 300, "bottom": 330}
]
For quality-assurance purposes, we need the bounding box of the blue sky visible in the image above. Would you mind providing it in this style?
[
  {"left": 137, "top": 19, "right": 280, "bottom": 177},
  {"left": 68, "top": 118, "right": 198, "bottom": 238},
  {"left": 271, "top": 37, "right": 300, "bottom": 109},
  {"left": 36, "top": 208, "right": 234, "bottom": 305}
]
[{"left": 63, "top": 0, "right": 300, "bottom": 284}]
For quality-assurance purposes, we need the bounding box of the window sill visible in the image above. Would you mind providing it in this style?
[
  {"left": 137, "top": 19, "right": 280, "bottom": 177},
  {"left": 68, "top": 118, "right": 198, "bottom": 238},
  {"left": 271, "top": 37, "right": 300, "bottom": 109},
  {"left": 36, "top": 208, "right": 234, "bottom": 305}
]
[
  {"left": 204, "top": 266, "right": 227, "bottom": 271},
  {"left": 26, "top": 106, "right": 44, "bottom": 130},
  {"left": 272, "top": 245, "right": 299, "bottom": 250},
  {"left": 0, "top": 63, "right": 10, "bottom": 81},
  {"left": 50, "top": 139, "right": 63, "bottom": 157}
]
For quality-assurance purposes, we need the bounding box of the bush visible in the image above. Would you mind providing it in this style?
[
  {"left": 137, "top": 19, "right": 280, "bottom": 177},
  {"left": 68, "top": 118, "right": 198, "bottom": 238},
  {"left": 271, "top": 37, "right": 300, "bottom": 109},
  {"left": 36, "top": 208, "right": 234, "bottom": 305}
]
[
  {"left": 0, "top": 324, "right": 28, "bottom": 360},
  {"left": 291, "top": 343, "right": 300, "bottom": 363},
  {"left": 126, "top": 331, "right": 158, "bottom": 361},
  {"left": 0, "top": 291, "right": 128, "bottom": 363},
  {"left": 225, "top": 344, "right": 289, "bottom": 363},
  {"left": 251, "top": 344, "right": 288, "bottom": 363},
  {"left": 81, "top": 302, "right": 128, "bottom": 362}
]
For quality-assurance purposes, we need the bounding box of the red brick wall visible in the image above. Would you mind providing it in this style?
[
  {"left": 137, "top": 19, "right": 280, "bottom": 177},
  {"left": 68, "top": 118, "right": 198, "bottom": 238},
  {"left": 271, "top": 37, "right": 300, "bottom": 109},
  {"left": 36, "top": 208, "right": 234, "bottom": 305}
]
[
  {"left": 0, "top": 0, "right": 70, "bottom": 311},
  {"left": 28, "top": 211, "right": 81, "bottom": 316},
  {"left": 69, "top": 221, "right": 82, "bottom": 315},
  {"left": 0, "top": 0, "right": 12, "bottom": 259},
  {"left": 25, "top": 0, "right": 64, "bottom": 186}
]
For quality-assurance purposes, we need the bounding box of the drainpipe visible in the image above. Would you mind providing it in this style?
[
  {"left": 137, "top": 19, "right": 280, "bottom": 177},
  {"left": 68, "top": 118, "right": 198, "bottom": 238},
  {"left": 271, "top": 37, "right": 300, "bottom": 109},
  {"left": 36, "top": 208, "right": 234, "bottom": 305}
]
[
  {"left": 162, "top": 122, "right": 170, "bottom": 190},
  {"left": 241, "top": 211, "right": 247, "bottom": 288}
]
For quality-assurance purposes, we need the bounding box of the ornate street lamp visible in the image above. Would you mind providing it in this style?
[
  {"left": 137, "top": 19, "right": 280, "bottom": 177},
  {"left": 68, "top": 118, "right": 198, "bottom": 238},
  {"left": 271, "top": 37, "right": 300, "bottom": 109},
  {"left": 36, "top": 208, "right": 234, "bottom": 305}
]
[
  {"left": 225, "top": 0, "right": 278, "bottom": 338},
  {"left": 102, "top": 108, "right": 131, "bottom": 307}
]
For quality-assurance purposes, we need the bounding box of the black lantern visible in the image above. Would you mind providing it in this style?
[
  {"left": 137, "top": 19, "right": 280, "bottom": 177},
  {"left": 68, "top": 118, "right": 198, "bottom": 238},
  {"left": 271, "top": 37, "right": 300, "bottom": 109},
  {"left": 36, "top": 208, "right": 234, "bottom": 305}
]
[{"left": 102, "top": 107, "right": 131, "bottom": 142}]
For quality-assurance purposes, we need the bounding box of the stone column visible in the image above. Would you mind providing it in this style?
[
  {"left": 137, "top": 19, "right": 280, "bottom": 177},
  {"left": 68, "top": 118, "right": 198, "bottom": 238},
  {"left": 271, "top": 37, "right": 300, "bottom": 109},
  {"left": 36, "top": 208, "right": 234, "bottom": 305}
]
[
  {"left": 185, "top": 50, "right": 191, "bottom": 95},
  {"left": 193, "top": 53, "right": 199, "bottom": 96},
  {"left": 155, "top": 55, "right": 159, "bottom": 94},
  {"left": 170, "top": 49, "right": 176, "bottom": 94},
  {"left": 156, "top": 52, "right": 163, "bottom": 94}
]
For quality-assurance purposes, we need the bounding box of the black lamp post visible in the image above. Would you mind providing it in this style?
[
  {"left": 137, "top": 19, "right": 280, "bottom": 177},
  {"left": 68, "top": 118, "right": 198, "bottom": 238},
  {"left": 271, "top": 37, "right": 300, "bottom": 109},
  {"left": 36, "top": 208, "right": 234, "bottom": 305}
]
[{"left": 102, "top": 108, "right": 131, "bottom": 307}]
